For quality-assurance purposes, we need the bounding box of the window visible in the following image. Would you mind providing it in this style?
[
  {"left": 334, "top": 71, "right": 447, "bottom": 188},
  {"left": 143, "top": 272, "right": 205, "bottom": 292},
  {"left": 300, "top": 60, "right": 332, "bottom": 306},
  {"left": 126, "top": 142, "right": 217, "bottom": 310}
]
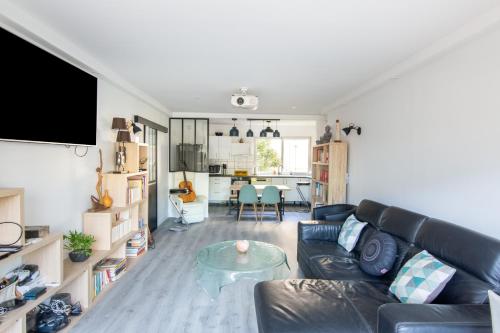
[
  {"left": 282, "top": 138, "right": 310, "bottom": 174},
  {"left": 255, "top": 137, "right": 310, "bottom": 174}
]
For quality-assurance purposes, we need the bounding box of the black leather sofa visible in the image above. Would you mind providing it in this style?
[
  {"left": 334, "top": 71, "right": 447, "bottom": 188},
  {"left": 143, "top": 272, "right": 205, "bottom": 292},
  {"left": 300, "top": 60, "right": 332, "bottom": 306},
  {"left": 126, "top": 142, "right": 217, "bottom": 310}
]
[{"left": 254, "top": 200, "right": 500, "bottom": 333}]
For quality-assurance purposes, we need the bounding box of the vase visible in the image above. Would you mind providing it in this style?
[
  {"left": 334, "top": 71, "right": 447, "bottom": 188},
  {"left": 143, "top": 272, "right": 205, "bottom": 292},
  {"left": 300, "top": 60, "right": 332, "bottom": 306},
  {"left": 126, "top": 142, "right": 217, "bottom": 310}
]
[
  {"left": 69, "top": 251, "right": 90, "bottom": 262},
  {"left": 102, "top": 190, "right": 113, "bottom": 208}
]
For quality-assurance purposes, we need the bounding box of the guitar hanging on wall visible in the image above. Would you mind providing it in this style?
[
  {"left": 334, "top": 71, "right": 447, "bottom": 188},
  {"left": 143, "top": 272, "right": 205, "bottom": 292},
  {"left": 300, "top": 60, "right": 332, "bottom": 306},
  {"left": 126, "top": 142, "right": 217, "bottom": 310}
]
[{"left": 178, "top": 161, "right": 196, "bottom": 203}]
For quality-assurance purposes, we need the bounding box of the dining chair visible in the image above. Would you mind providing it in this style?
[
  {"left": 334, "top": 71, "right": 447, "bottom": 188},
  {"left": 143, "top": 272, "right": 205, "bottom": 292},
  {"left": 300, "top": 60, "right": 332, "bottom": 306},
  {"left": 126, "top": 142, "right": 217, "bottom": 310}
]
[
  {"left": 260, "top": 186, "right": 281, "bottom": 222},
  {"left": 238, "top": 184, "right": 259, "bottom": 222}
]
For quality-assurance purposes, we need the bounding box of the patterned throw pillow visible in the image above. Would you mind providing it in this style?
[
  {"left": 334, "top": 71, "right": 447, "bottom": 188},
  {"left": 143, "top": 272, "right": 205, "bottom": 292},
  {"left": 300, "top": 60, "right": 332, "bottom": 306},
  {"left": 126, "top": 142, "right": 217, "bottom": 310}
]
[
  {"left": 390, "top": 250, "right": 456, "bottom": 304},
  {"left": 337, "top": 215, "right": 367, "bottom": 252}
]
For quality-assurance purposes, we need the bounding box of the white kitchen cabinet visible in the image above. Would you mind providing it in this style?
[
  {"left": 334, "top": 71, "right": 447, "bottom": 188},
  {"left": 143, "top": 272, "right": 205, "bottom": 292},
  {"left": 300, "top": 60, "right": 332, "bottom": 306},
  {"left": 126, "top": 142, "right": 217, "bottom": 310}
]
[
  {"left": 209, "top": 176, "right": 232, "bottom": 202},
  {"left": 209, "top": 136, "right": 218, "bottom": 160},
  {"left": 209, "top": 136, "right": 233, "bottom": 160},
  {"left": 231, "top": 142, "right": 251, "bottom": 156}
]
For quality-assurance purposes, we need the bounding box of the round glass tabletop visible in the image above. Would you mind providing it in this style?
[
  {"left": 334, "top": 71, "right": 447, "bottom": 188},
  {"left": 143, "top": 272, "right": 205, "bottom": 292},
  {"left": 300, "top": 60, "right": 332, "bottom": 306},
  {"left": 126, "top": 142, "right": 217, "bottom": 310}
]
[{"left": 195, "top": 240, "right": 290, "bottom": 298}]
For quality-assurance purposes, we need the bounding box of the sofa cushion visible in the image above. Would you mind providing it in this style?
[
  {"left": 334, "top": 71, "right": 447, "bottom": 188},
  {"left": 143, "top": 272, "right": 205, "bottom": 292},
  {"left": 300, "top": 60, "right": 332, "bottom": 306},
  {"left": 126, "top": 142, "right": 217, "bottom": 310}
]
[
  {"left": 298, "top": 240, "right": 356, "bottom": 261},
  {"left": 254, "top": 280, "right": 398, "bottom": 333},
  {"left": 360, "top": 232, "right": 397, "bottom": 276},
  {"left": 390, "top": 250, "right": 456, "bottom": 304},
  {"left": 338, "top": 215, "right": 367, "bottom": 252},
  {"left": 379, "top": 206, "right": 427, "bottom": 243},
  {"left": 309, "top": 255, "right": 389, "bottom": 283},
  {"left": 355, "top": 200, "right": 388, "bottom": 227}
]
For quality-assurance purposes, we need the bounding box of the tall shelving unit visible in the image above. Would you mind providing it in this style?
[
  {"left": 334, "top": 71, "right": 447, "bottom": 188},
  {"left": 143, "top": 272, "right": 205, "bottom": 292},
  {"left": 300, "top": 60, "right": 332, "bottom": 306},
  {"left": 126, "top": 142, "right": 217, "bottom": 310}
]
[
  {"left": 0, "top": 144, "right": 149, "bottom": 333},
  {"left": 311, "top": 142, "right": 348, "bottom": 207}
]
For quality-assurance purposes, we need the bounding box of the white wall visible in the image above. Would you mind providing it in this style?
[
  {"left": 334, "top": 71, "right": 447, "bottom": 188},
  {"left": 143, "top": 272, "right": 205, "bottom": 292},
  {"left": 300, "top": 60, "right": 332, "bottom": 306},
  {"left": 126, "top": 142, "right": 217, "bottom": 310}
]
[
  {"left": 328, "top": 24, "right": 500, "bottom": 239},
  {"left": 0, "top": 80, "right": 170, "bottom": 233}
]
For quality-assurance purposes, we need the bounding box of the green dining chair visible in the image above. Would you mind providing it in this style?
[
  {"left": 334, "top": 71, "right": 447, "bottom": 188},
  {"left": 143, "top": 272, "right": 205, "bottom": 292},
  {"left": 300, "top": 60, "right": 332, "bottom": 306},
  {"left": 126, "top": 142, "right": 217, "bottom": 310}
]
[
  {"left": 238, "top": 184, "right": 259, "bottom": 222},
  {"left": 260, "top": 186, "right": 281, "bottom": 222}
]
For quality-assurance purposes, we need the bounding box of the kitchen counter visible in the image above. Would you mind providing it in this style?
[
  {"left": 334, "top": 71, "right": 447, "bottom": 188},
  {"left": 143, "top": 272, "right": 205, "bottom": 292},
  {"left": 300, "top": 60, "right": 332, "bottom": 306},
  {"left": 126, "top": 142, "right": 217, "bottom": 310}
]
[{"left": 209, "top": 174, "right": 311, "bottom": 179}]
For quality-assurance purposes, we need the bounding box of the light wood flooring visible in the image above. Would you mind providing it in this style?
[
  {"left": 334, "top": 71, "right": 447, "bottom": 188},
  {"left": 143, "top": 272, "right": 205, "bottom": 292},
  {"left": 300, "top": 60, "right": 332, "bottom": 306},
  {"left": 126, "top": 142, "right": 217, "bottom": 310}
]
[{"left": 71, "top": 205, "right": 310, "bottom": 333}]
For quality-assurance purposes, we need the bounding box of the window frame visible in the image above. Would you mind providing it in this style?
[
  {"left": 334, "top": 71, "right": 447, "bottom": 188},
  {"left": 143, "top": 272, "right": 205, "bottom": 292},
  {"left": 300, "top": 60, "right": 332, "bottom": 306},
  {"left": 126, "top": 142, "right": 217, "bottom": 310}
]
[{"left": 254, "top": 136, "right": 311, "bottom": 175}]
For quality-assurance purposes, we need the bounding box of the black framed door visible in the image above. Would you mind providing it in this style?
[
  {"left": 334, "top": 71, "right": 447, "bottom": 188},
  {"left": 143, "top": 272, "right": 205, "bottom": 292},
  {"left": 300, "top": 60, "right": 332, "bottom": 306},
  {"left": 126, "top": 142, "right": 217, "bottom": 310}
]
[{"left": 145, "top": 127, "right": 158, "bottom": 231}]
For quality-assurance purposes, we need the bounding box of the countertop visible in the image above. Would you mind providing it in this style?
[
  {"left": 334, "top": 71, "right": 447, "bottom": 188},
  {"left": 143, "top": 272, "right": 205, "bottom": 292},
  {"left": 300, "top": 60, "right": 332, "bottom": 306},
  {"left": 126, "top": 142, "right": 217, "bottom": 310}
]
[{"left": 209, "top": 174, "right": 311, "bottom": 179}]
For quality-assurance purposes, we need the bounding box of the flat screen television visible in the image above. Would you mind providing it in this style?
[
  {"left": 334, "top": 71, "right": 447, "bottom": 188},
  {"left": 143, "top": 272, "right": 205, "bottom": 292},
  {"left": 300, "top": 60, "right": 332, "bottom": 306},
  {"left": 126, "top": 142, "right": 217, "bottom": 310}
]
[{"left": 0, "top": 26, "right": 98, "bottom": 146}]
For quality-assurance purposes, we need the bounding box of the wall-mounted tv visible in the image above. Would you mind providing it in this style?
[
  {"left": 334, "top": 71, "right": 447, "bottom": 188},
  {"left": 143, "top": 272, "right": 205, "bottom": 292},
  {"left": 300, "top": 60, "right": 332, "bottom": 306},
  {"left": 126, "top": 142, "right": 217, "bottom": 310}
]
[{"left": 0, "top": 26, "right": 98, "bottom": 146}]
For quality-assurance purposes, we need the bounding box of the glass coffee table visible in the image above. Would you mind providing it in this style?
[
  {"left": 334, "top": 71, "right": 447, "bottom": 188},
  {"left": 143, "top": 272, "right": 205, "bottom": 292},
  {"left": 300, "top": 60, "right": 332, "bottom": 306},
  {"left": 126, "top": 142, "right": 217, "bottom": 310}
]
[{"left": 196, "top": 240, "right": 290, "bottom": 299}]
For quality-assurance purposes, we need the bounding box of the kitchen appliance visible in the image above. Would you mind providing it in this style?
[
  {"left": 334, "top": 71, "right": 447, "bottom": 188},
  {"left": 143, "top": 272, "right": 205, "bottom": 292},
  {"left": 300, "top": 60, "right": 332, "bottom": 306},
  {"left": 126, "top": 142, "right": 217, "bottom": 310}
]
[
  {"left": 222, "top": 164, "right": 227, "bottom": 175},
  {"left": 209, "top": 165, "right": 221, "bottom": 174}
]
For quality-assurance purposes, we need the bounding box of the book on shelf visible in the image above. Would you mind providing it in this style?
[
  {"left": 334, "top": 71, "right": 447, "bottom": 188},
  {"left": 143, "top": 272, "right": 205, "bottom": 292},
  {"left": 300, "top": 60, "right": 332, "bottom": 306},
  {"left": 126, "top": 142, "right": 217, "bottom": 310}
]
[
  {"left": 314, "top": 182, "right": 327, "bottom": 197},
  {"left": 126, "top": 230, "right": 146, "bottom": 257},
  {"left": 95, "top": 257, "right": 127, "bottom": 283}
]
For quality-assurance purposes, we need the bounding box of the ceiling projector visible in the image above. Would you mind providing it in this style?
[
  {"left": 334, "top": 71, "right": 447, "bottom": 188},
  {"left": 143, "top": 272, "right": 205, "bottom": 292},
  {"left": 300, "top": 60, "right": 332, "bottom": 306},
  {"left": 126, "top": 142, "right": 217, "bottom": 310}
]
[{"left": 231, "top": 87, "right": 258, "bottom": 110}]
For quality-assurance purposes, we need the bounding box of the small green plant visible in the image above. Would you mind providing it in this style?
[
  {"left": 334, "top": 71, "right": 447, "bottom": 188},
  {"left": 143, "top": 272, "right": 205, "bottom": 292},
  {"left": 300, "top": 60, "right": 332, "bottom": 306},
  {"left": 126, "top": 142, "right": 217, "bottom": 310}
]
[{"left": 64, "top": 230, "right": 95, "bottom": 256}]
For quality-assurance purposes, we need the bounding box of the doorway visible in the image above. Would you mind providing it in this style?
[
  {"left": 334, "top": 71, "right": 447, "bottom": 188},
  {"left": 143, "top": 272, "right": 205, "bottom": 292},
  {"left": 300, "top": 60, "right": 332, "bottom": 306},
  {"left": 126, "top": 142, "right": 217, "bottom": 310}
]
[{"left": 145, "top": 126, "right": 158, "bottom": 231}]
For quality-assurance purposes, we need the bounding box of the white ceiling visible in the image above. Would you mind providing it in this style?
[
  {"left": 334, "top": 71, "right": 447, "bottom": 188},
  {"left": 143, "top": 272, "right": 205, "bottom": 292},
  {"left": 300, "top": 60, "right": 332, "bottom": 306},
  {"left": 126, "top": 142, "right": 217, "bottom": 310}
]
[{"left": 8, "top": 0, "right": 500, "bottom": 115}]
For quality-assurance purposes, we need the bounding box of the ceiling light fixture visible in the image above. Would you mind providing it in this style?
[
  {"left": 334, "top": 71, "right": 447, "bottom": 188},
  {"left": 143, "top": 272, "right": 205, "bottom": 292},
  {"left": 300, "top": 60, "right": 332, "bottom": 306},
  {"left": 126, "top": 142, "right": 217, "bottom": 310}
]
[
  {"left": 229, "top": 118, "right": 239, "bottom": 137},
  {"left": 273, "top": 120, "right": 280, "bottom": 137},
  {"left": 265, "top": 120, "right": 273, "bottom": 133},
  {"left": 260, "top": 120, "right": 267, "bottom": 137},
  {"left": 246, "top": 120, "right": 254, "bottom": 137}
]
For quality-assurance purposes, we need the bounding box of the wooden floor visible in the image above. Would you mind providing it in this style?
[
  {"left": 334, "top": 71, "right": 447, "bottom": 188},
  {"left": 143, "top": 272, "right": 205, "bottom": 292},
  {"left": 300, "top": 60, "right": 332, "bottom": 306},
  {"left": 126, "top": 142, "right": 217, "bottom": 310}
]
[{"left": 71, "top": 205, "right": 309, "bottom": 333}]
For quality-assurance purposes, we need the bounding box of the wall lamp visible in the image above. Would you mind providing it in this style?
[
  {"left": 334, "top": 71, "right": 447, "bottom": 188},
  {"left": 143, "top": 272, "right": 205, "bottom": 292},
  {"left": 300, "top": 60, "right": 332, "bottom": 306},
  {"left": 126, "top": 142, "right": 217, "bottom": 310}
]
[{"left": 342, "top": 123, "right": 362, "bottom": 136}]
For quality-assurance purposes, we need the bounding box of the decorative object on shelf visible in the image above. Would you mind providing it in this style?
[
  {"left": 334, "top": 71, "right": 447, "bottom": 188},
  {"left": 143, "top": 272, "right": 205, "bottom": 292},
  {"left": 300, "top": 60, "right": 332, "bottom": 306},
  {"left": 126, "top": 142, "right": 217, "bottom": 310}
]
[
  {"left": 316, "top": 124, "right": 332, "bottom": 144},
  {"left": 112, "top": 117, "right": 131, "bottom": 174},
  {"left": 90, "top": 196, "right": 107, "bottom": 212},
  {"left": 342, "top": 123, "right": 362, "bottom": 136},
  {"left": 236, "top": 240, "right": 250, "bottom": 254},
  {"left": 64, "top": 231, "right": 95, "bottom": 262},
  {"left": 334, "top": 120, "right": 342, "bottom": 142},
  {"left": 229, "top": 118, "right": 239, "bottom": 137},
  {"left": 273, "top": 120, "right": 280, "bottom": 137},
  {"left": 102, "top": 190, "right": 113, "bottom": 208},
  {"left": 246, "top": 120, "right": 254, "bottom": 137},
  {"left": 96, "top": 149, "right": 104, "bottom": 203},
  {"left": 215, "top": 132, "right": 223, "bottom": 136}
]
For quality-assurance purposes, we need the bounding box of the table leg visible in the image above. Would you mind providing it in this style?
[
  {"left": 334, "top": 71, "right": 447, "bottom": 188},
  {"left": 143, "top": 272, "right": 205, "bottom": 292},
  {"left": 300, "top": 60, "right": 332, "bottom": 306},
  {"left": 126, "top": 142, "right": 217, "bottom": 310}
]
[
  {"left": 236, "top": 190, "right": 240, "bottom": 220},
  {"left": 279, "top": 191, "right": 284, "bottom": 221}
]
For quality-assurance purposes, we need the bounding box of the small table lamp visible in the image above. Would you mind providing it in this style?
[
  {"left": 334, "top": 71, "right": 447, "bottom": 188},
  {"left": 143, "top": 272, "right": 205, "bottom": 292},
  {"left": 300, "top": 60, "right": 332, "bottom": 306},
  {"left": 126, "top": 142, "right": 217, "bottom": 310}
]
[{"left": 112, "top": 117, "right": 131, "bottom": 173}]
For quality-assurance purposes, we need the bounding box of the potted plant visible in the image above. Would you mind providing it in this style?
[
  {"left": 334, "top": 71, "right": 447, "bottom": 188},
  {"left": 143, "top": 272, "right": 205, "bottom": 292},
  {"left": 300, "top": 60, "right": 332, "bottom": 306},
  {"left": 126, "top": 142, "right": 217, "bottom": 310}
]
[{"left": 64, "top": 230, "right": 96, "bottom": 262}]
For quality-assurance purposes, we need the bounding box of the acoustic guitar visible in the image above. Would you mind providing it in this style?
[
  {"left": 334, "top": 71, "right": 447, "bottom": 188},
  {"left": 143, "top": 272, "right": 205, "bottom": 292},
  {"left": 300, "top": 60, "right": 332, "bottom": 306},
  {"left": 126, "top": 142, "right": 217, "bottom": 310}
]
[{"left": 178, "top": 161, "right": 196, "bottom": 203}]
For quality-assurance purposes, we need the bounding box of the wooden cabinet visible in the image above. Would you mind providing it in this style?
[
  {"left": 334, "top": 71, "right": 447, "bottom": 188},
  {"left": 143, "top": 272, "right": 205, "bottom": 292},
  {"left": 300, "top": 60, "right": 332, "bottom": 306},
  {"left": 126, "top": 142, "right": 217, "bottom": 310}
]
[
  {"left": 209, "top": 177, "right": 232, "bottom": 202},
  {"left": 311, "top": 142, "right": 347, "bottom": 206}
]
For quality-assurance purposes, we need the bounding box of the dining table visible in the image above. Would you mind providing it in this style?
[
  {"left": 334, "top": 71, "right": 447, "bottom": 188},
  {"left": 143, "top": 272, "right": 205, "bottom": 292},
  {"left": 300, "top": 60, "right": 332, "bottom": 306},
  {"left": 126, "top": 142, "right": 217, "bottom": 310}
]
[{"left": 230, "top": 184, "right": 291, "bottom": 221}]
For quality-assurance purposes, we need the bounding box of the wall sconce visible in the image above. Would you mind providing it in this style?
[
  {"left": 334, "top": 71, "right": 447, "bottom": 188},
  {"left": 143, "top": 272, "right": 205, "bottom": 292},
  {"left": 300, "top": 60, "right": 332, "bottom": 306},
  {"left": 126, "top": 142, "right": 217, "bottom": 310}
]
[{"left": 342, "top": 123, "right": 362, "bottom": 136}]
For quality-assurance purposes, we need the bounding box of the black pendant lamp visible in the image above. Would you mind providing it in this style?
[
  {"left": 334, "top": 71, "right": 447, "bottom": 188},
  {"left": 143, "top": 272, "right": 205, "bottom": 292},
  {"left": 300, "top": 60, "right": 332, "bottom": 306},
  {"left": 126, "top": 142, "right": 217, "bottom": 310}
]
[
  {"left": 246, "top": 120, "right": 254, "bottom": 137},
  {"left": 260, "top": 120, "right": 267, "bottom": 137},
  {"left": 265, "top": 120, "right": 273, "bottom": 133},
  {"left": 273, "top": 120, "right": 280, "bottom": 137},
  {"left": 229, "top": 118, "right": 239, "bottom": 137}
]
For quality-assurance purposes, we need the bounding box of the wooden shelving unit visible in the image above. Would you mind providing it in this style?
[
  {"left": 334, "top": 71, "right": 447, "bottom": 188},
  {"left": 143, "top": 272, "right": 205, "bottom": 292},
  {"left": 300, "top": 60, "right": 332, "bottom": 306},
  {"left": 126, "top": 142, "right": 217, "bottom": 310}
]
[
  {"left": 0, "top": 144, "right": 150, "bottom": 333},
  {"left": 311, "top": 142, "right": 348, "bottom": 207}
]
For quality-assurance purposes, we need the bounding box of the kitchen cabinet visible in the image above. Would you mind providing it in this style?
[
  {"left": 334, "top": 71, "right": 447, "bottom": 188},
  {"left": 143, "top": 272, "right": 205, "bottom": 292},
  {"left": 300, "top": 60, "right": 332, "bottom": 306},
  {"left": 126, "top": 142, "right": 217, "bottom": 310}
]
[
  {"left": 209, "top": 176, "right": 232, "bottom": 202},
  {"left": 209, "top": 136, "right": 233, "bottom": 160},
  {"left": 231, "top": 142, "right": 251, "bottom": 156}
]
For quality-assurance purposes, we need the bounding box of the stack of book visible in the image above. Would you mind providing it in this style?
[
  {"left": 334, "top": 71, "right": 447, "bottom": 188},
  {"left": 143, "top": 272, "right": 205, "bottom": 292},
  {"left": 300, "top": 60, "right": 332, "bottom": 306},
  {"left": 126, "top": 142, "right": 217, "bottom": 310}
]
[
  {"left": 126, "top": 230, "right": 146, "bottom": 257},
  {"left": 127, "top": 175, "right": 147, "bottom": 204},
  {"left": 93, "top": 257, "right": 127, "bottom": 297}
]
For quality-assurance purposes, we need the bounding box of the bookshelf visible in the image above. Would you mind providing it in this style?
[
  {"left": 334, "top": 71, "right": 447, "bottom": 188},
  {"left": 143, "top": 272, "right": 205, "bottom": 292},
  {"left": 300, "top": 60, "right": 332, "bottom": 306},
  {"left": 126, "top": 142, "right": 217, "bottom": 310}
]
[
  {"left": 0, "top": 144, "right": 150, "bottom": 333},
  {"left": 311, "top": 142, "right": 347, "bottom": 207}
]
